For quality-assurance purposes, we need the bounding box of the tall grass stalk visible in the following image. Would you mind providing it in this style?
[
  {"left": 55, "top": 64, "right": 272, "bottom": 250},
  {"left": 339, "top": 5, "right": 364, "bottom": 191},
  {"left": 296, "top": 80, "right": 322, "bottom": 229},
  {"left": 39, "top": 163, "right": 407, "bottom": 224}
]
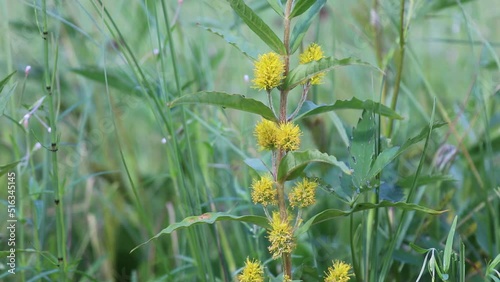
[
  {"left": 386, "top": 0, "right": 406, "bottom": 138},
  {"left": 159, "top": 0, "right": 215, "bottom": 278},
  {"left": 42, "top": 0, "right": 67, "bottom": 279},
  {"left": 379, "top": 100, "right": 437, "bottom": 281}
]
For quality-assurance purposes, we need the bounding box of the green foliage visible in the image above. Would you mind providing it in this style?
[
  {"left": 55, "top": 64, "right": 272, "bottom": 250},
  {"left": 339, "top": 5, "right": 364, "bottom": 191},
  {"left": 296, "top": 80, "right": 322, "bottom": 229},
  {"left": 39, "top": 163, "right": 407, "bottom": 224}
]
[
  {"left": 2, "top": 0, "right": 499, "bottom": 281},
  {"left": 290, "top": 0, "right": 326, "bottom": 54},
  {"left": 277, "top": 149, "right": 351, "bottom": 181},
  {"left": 0, "top": 161, "right": 21, "bottom": 177},
  {"left": 197, "top": 24, "right": 259, "bottom": 59},
  {"left": 283, "top": 57, "right": 374, "bottom": 90},
  {"left": 298, "top": 201, "right": 445, "bottom": 236},
  {"left": 225, "top": 0, "right": 286, "bottom": 55},
  {"left": 133, "top": 213, "right": 269, "bottom": 253},
  {"left": 0, "top": 71, "right": 17, "bottom": 114},
  {"left": 293, "top": 98, "right": 403, "bottom": 121},
  {"left": 168, "top": 91, "right": 277, "bottom": 121},
  {"left": 289, "top": 0, "right": 317, "bottom": 18}
]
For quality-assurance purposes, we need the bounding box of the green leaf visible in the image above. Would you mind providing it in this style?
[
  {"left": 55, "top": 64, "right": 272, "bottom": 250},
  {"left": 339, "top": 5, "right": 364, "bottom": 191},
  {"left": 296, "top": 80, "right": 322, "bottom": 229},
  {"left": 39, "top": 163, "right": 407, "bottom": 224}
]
[
  {"left": 278, "top": 149, "right": 351, "bottom": 182},
  {"left": 349, "top": 110, "right": 376, "bottom": 189},
  {"left": 0, "top": 82, "right": 18, "bottom": 115},
  {"left": 290, "top": 0, "right": 326, "bottom": 54},
  {"left": 244, "top": 158, "right": 270, "bottom": 175},
  {"left": 197, "top": 24, "right": 259, "bottom": 60},
  {"left": 168, "top": 91, "right": 277, "bottom": 121},
  {"left": 297, "top": 201, "right": 445, "bottom": 236},
  {"left": 71, "top": 67, "right": 137, "bottom": 93},
  {"left": 0, "top": 161, "right": 21, "bottom": 177},
  {"left": 283, "top": 57, "right": 374, "bottom": 90},
  {"left": 486, "top": 254, "right": 500, "bottom": 278},
  {"left": 443, "top": 216, "right": 458, "bottom": 272},
  {"left": 131, "top": 212, "right": 269, "bottom": 252},
  {"left": 290, "top": 0, "right": 316, "bottom": 18},
  {"left": 397, "top": 174, "right": 455, "bottom": 188},
  {"left": 293, "top": 98, "right": 403, "bottom": 121},
  {"left": 409, "top": 242, "right": 429, "bottom": 254},
  {"left": 365, "top": 122, "right": 447, "bottom": 181},
  {"left": 423, "top": 0, "right": 476, "bottom": 12},
  {"left": 265, "top": 0, "right": 284, "bottom": 17},
  {"left": 0, "top": 71, "right": 16, "bottom": 93},
  {"left": 226, "top": 0, "right": 286, "bottom": 55}
]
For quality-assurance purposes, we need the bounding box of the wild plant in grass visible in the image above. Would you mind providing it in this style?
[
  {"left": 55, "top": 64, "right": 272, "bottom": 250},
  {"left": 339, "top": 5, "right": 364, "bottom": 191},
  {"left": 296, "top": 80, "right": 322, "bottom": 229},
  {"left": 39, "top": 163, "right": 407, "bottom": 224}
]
[{"left": 133, "top": 0, "right": 446, "bottom": 280}]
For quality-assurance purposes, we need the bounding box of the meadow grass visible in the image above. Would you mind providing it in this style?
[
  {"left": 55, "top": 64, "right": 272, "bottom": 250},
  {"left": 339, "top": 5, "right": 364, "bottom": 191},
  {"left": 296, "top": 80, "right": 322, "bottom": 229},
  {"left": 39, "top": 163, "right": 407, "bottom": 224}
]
[{"left": 0, "top": 0, "right": 499, "bottom": 281}]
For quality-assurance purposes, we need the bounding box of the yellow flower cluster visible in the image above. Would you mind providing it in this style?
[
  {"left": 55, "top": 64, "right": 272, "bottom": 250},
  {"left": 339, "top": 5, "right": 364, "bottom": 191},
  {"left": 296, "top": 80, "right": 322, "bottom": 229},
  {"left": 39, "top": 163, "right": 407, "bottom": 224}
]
[
  {"left": 276, "top": 122, "right": 301, "bottom": 151},
  {"left": 254, "top": 120, "right": 301, "bottom": 152},
  {"left": 238, "top": 258, "right": 264, "bottom": 282},
  {"left": 324, "top": 260, "right": 352, "bottom": 282},
  {"left": 251, "top": 175, "right": 277, "bottom": 206},
  {"left": 252, "top": 52, "right": 285, "bottom": 91},
  {"left": 288, "top": 178, "right": 318, "bottom": 208},
  {"left": 268, "top": 212, "right": 295, "bottom": 259},
  {"left": 254, "top": 119, "right": 278, "bottom": 150},
  {"left": 299, "top": 43, "right": 325, "bottom": 85}
]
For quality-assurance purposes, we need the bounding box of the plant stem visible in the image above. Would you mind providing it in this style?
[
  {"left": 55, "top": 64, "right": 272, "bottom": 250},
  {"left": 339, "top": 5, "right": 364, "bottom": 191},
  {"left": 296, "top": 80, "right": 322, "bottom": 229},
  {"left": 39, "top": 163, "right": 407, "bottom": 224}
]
[
  {"left": 274, "top": 0, "right": 295, "bottom": 278},
  {"left": 288, "top": 83, "right": 311, "bottom": 122},
  {"left": 42, "top": 0, "right": 67, "bottom": 279},
  {"left": 386, "top": 0, "right": 406, "bottom": 137}
]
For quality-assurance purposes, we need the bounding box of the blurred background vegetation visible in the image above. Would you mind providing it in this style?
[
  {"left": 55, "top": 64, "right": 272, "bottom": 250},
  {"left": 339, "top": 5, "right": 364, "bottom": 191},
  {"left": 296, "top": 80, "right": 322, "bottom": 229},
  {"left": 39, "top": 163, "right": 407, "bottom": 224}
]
[{"left": 0, "top": 0, "right": 499, "bottom": 281}]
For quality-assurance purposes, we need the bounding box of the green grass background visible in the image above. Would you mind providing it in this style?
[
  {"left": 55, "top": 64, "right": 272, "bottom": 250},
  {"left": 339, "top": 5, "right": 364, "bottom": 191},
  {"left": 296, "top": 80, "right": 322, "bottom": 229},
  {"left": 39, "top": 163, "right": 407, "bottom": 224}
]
[{"left": 0, "top": 0, "right": 499, "bottom": 281}]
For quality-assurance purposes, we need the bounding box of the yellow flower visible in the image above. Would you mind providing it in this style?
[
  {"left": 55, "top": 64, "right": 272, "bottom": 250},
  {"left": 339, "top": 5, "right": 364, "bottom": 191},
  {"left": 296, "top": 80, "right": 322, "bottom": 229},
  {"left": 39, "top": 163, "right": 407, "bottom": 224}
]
[
  {"left": 276, "top": 122, "right": 301, "bottom": 151},
  {"left": 268, "top": 212, "right": 295, "bottom": 259},
  {"left": 299, "top": 43, "right": 325, "bottom": 85},
  {"left": 238, "top": 258, "right": 264, "bottom": 282},
  {"left": 254, "top": 119, "right": 279, "bottom": 150},
  {"left": 283, "top": 274, "right": 292, "bottom": 282},
  {"left": 289, "top": 178, "right": 318, "bottom": 208},
  {"left": 251, "top": 175, "right": 277, "bottom": 206},
  {"left": 324, "top": 260, "right": 352, "bottom": 282},
  {"left": 252, "top": 52, "right": 285, "bottom": 90}
]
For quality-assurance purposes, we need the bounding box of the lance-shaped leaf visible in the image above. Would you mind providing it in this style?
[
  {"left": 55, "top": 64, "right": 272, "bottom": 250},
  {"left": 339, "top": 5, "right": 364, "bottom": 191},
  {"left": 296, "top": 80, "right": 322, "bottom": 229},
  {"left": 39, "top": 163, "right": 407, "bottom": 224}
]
[
  {"left": 443, "top": 216, "right": 458, "bottom": 273},
  {"left": 365, "top": 121, "right": 447, "bottom": 181},
  {"left": 0, "top": 160, "right": 21, "bottom": 177},
  {"left": 296, "top": 201, "right": 445, "bottom": 236},
  {"left": 283, "top": 57, "right": 374, "bottom": 90},
  {"left": 266, "top": 0, "right": 284, "bottom": 17},
  {"left": 132, "top": 212, "right": 269, "bottom": 252},
  {"left": 226, "top": 0, "right": 286, "bottom": 55},
  {"left": 72, "top": 67, "right": 137, "bottom": 93},
  {"left": 0, "top": 71, "right": 16, "bottom": 93},
  {"left": 290, "top": 0, "right": 326, "bottom": 54},
  {"left": 290, "top": 0, "right": 316, "bottom": 18},
  {"left": 293, "top": 98, "right": 403, "bottom": 121},
  {"left": 349, "top": 110, "right": 376, "bottom": 190},
  {"left": 278, "top": 149, "right": 351, "bottom": 182},
  {"left": 197, "top": 24, "right": 259, "bottom": 60},
  {"left": 169, "top": 91, "right": 277, "bottom": 121}
]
